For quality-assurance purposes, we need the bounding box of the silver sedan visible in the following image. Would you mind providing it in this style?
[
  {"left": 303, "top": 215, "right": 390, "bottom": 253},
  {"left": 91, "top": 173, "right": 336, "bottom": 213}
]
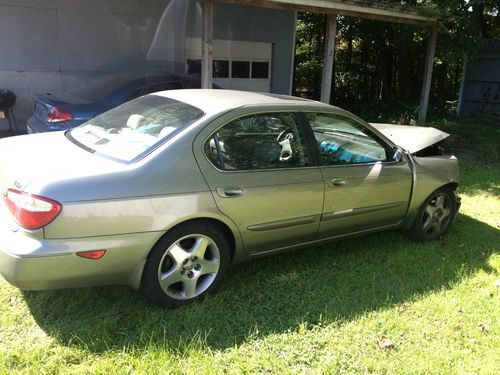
[{"left": 0, "top": 90, "right": 460, "bottom": 307}]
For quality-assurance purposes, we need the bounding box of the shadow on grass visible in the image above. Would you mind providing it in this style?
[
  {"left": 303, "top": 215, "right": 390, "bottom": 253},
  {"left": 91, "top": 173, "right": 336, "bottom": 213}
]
[{"left": 23, "top": 213, "right": 498, "bottom": 353}]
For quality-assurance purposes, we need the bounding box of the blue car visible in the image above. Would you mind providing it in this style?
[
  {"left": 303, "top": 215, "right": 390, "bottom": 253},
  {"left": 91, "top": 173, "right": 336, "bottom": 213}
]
[{"left": 27, "top": 74, "right": 210, "bottom": 133}]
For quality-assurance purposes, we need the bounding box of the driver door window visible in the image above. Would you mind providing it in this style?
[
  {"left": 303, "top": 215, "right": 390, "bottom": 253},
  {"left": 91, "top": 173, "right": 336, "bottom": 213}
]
[
  {"left": 306, "top": 113, "right": 389, "bottom": 166},
  {"left": 205, "top": 112, "right": 311, "bottom": 170}
]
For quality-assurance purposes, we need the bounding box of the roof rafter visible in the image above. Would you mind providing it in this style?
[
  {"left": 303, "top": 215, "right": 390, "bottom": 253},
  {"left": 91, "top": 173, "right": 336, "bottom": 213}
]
[{"left": 217, "top": 0, "right": 438, "bottom": 25}]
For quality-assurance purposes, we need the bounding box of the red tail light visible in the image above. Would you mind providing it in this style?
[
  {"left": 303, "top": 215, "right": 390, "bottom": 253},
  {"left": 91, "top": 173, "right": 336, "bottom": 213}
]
[
  {"left": 5, "top": 189, "right": 62, "bottom": 230},
  {"left": 47, "top": 107, "right": 73, "bottom": 123}
]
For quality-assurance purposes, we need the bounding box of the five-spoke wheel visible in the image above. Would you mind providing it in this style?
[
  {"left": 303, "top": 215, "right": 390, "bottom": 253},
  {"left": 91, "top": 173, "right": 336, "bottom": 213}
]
[
  {"left": 407, "top": 187, "right": 458, "bottom": 241},
  {"left": 142, "top": 222, "right": 230, "bottom": 307}
]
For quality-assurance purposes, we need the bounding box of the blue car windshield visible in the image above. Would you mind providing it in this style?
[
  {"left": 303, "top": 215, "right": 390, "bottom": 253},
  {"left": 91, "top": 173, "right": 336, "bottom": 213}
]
[{"left": 68, "top": 95, "right": 204, "bottom": 163}]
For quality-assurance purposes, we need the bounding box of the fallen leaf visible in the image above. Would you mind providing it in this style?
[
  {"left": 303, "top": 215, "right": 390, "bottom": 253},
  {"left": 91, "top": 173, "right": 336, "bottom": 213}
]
[
  {"left": 494, "top": 280, "right": 500, "bottom": 288},
  {"left": 257, "top": 292, "right": 265, "bottom": 302},
  {"left": 457, "top": 243, "right": 465, "bottom": 248},
  {"left": 479, "top": 251, "right": 486, "bottom": 259},
  {"left": 453, "top": 324, "right": 461, "bottom": 331},
  {"left": 457, "top": 307, "right": 463, "bottom": 313},
  {"left": 7, "top": 296, "right": 20, "bottom": 306},
  {"left": 451, "top": 296, "right": 457, "bottom": 304},
  {"left": 376, "top": 336, "right": 395, "bottom": 349},
  {"left": 478, "top": 323, "right": 489, "bottom": 332},
  {"left": 399, "top": 303, "right": 409, "bottom": 311}
]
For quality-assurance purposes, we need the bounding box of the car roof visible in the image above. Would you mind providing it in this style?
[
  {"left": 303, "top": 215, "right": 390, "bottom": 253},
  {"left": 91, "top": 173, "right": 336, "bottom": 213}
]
[{"left": 153, "top": 89, "right": 333, "bottom": 115}]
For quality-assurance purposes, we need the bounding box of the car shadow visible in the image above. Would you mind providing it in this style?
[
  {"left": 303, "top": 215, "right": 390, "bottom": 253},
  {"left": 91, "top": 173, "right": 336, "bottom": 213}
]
[{"left": 22, "top": 212, "right": 498, "bottom": 353}]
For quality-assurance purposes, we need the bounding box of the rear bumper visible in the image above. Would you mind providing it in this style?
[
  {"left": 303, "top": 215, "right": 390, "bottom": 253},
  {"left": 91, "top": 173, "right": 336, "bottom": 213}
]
[
  {"left": 0, "top": 224, "right": 161, "bottom": 290},
  {"left": 26, "top": 116, "right": 69, "bottom": 134}
]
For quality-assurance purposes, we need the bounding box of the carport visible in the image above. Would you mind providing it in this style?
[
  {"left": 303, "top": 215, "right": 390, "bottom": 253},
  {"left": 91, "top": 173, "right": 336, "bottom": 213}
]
[{"left": 200, "top": 0, "right": 440, "bottom": 124}]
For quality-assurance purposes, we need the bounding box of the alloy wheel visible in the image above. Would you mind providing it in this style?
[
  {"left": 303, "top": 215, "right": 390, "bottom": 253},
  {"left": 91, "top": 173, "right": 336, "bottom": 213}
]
[{"left": 157, "top": 234, "right": 220, "bottom": 300}]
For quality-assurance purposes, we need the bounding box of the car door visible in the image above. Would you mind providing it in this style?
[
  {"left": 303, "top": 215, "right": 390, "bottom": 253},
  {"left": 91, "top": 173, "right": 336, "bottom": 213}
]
[
  {"left": 195, "top": 109, "right": 324, "bottom": 254},
  {"left": 303, "top": 112, "right": 412, "bottom": 238}
]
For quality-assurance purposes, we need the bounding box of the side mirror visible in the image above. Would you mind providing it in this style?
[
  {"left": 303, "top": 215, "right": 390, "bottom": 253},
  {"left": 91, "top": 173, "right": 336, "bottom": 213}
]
[{"left": 392, "top": 146, "right": 404, "bottom": 162}]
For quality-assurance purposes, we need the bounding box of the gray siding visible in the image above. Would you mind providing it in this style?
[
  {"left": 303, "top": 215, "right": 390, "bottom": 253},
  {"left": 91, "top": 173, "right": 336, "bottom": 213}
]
[
  {"left": 458, "top": 40, "right": 500, "bottom": 116},
  {"left": 0, "top": 0, "right": 295, "bottom": 130}
]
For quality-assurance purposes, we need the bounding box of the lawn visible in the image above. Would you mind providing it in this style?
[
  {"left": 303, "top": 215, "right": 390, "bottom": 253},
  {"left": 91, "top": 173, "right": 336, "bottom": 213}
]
[{"left": 0, "top": 119, "right": 499, "bottom": 374}]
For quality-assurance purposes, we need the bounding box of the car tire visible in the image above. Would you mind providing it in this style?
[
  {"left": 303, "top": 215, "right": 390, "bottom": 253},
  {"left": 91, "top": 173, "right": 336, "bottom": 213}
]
[
  {"left": 407, "top": 187, "right": 458, "bottom": 242},
  {"left": 141, "top": 221, "right": 230, "bottom": 308}
]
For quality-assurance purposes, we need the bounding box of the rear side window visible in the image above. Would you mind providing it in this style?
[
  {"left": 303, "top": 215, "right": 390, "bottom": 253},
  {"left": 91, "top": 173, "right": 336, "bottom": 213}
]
[{"left": 205, "top": 112, "right": 311, "bottom": 170}]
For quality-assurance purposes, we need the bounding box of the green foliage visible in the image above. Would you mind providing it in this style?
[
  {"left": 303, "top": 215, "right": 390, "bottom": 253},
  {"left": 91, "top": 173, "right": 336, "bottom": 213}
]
[{"left": 294, "top": 0, "right": 500, "bottom": 117}]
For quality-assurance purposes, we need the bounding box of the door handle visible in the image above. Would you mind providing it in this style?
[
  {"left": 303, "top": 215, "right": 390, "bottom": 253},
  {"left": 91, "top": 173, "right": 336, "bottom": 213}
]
[
  {"left": 216, "top": 187, "right": 245, "bottom": 198},
  {"left": 331, "top": 178, "right": 346, "bottom": 186}
]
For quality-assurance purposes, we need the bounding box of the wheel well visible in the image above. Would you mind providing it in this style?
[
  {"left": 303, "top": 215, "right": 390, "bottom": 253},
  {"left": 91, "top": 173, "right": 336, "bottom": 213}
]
[
  {"left": 161, "top": 218, "right": 236, "bottom": 262},
  {"left": 443, "top": 182, "right": 458, "bottom": 192}
]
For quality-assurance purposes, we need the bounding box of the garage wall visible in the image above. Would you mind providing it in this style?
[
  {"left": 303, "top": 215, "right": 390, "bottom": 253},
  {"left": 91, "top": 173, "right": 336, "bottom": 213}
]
[{"left": 0, "top": 0, "right": 295, "bottom": 131}]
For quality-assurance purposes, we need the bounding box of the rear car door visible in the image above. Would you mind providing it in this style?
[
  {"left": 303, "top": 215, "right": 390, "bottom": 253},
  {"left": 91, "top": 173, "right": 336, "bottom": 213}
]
[
  {"left": 195, "top": 109, "right": 324, "bottom": 254},
  {"left": 303, "top": 112, "right": 413, "bottom": 238}
]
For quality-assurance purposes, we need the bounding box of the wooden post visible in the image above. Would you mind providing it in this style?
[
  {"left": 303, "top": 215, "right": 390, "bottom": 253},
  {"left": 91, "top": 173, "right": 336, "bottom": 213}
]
[
  {"left": 417, "top": 24, "right": 438, "bottom": 124},
  {"left": 202, "top": 0, "right": 214, "bottom": 89},
  {"left": 320, "top": 14, "right": 337, "bottom": 103}
]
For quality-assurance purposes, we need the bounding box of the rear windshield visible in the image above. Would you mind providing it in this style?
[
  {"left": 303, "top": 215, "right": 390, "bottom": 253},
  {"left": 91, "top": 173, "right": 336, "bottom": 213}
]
[{"left": 68, "top": 95, "right": 204, "bottom": 163}]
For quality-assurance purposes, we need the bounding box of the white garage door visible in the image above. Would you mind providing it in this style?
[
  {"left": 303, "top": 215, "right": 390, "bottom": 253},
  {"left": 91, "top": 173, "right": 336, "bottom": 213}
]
[{"left": 185, "top": 37, "right": 272, "bottom": 92}]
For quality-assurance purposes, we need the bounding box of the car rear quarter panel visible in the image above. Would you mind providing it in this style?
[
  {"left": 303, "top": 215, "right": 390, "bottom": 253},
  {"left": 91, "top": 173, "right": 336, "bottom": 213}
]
[
  {"left": 43, "top": 191, "right": 228, "bottom": 239},
  {"left": 38, "top": 124, "right": 243, "bottom": 255}
]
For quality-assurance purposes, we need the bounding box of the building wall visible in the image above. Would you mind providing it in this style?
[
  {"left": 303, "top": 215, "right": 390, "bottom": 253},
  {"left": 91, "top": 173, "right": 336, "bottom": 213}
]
[
  {"left": 0, "top": 0, "right": 295, "bottom": 131},
  {"left": 458, "top": 40, "right": 500, "bottom": 117}
]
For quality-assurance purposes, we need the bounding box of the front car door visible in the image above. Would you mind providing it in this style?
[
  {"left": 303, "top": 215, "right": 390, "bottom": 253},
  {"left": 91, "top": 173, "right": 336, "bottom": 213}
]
[
  {"left": 194, "top": 108, "right": 324, "bottom": 254},
  {"left": 302, "top": 111, "right": 413, "bottom": 238}
]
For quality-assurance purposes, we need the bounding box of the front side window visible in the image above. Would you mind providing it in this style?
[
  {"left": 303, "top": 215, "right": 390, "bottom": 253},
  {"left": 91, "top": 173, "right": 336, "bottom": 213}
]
[
  {"left": 205, "top": 112, "right": 310, "bottom": 170},
  {"left": 307, "top": 113, "right": 388, "bottom": 166},
  {"left": 69, "top": 95, "right": 204, "bottom": 163}
]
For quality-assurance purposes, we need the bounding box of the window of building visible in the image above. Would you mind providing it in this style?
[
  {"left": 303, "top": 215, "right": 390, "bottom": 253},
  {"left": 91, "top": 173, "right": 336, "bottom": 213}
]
[
  {"left": 213, "top": 60, "right": 229, "bottom": 78},
  {"left": 187, "top": 59, "right": 201, "bottom": 75},
  {"left": 231, "top": 61, "right": 250, "bottom": 78},
  {"left": 251, "top": 61, "right": 269, "bottom": 79}
]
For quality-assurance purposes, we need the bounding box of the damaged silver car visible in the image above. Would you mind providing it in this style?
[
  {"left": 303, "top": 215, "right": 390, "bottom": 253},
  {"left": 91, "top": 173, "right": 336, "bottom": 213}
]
[{"left": 0, "top": 90, "right": 460, "bottom": 307}]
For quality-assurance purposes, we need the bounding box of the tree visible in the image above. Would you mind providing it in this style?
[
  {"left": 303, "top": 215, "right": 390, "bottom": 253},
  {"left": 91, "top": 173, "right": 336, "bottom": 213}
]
[{"left": 293, "top": 0, "right": 499, "bottom": 120}]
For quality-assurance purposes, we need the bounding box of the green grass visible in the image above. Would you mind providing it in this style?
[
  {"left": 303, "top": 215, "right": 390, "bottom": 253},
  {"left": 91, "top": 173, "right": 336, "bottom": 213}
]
[{"left": 1, "top": 121, "right": 499, "bottom": 374}]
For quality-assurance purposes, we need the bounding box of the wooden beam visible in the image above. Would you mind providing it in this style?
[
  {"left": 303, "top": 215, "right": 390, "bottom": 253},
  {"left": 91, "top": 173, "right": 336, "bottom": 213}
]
[
  {"left": 321, "top": 14, "right": 337, "bottom": 103},
  {"left": 202, "top": 0, "right": 214, "bottom": 89},
  {"left": 456, "top": 59, "right": 467, "bottom": 117},
  {"left": 417, "top": 24, "right": 438, "bottom": 125},
  {"left": 217, "top": 0, "right": 438, "bottom": 26}
]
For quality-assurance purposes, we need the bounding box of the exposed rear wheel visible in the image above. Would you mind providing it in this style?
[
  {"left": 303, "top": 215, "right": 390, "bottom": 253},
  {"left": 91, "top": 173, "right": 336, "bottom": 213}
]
[
  {"left": 142, "top": 222, "right": 230, "bottom": 307},
  {"left": 407, "top": 187, "right": 457, "bottom": 241}
]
